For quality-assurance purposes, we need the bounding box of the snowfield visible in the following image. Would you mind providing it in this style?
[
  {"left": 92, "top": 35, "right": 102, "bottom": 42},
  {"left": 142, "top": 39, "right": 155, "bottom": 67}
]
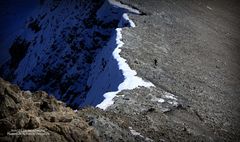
[{"left": 0, "top": 0, "right": 153, "bottom": 109}]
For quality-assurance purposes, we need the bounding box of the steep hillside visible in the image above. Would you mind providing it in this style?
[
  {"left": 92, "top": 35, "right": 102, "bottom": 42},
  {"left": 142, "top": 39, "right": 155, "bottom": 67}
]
[
  {"left": 0, "top": 0, "right": 38, "bottom": 64},
  {"left": 0, "top": 0, "right": 152, "bottom": 109}
]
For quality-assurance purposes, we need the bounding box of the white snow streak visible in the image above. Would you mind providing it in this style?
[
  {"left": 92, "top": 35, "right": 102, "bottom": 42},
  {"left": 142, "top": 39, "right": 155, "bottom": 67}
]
[
  {"left": 207, "top": 6, "right": 213, "bottom": 10},
  {"left": 129, "top": 127, "right": 144, "bottom": 137},
  {"left": 129, "top": 127, "right": 154, "bottom": 142},
  {"left": 157, "top": 98, "right": 165, "bottom": 103},
  {"left": 164, "top": 92, "right": 177, "bottom": 100},
  {"left": 96, "top": 14, "right": 154, "bottom": 110},
  {"left": 123, "top": 13, "right": 136, "bottom": 27},
  {"left": 108, "top": 0, "right": 140, "bottom": 14}
]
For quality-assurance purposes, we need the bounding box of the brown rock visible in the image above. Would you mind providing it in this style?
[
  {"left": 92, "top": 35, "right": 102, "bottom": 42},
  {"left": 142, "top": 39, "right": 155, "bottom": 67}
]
[
  {"left": 0, "top": 119, "right": 13, "bottom": 136},
  {"left": 27, "top": 116, "right": 40, "bottom": 129},
  {"left": 0, "top": 78, "right": 100, "bottom": 142},
  {"left": 0, "top": 94, "right": 18, "bottom": 119},
  {"left": 16, "top": 112, "right": 30, "bottom": 129}
]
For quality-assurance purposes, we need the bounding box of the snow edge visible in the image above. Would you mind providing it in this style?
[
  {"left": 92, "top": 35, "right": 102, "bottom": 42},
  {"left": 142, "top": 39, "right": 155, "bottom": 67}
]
[{"left": 96, "top": 13, "right": 154, "bottom": 110}]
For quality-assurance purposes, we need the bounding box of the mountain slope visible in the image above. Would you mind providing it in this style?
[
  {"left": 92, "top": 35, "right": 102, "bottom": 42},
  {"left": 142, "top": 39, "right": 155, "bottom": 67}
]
[{"left": 1, "top": 0, "right": 152, "bottom": 109}]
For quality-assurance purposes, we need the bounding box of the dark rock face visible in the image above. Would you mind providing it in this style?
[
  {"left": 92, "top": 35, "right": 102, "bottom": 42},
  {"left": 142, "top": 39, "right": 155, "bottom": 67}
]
[
  {"left": 0, "top": 78, "right": 99, "bottom": 142},
  {"left": 0, "top": 82, "right": 21, "bottom": 119},
  {"left": 9, "top": 37, "right": 30, "bottom": 69},
  {"left": 28, "top": 20, "right": 41, "bottom": 33}
]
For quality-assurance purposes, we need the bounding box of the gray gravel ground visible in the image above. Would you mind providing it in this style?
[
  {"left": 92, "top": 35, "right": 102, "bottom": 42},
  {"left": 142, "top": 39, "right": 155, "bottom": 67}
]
[{"left": 103, "top": 0, "right": 240, "bottom": 141}]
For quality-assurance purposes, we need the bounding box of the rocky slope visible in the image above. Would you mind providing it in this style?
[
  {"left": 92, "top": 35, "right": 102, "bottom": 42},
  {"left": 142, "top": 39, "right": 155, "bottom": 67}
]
[
  {"left": 0, "top": 77, "right": 151, "bottom": 142},
  {"left": 110, "top": 0, "right": 240, "bottom": 141},
  {"left": 0, "top": 78, "right": 186, "bottom": 142},
  {"left": 0, "top": 0, "right": 240, "bottom": 141},
  {"left": 0, "top": 78, "right": 99, "bottom": 142},
  {"left": 0, "top": 78, "right": 222, "bottom": 142},
  {"left": 1, "top": 0, "right": 147, "bottom": 108}
]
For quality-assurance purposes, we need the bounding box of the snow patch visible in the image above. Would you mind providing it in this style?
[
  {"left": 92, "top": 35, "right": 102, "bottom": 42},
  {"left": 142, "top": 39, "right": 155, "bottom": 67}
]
[
  {"left": 129, "top": 127, "right": 144, "bottom": 137},
  {"left": 123, "top": 13, "right": 136, "bottom": 27},
  {"left": 151, "top": 95, "right": 165, "bottom": 103},
  {"left": 167, "top": 100, "right": 178, "bottom": 106},
  {"left": 158, "top": 98, "right": 165, "bottom": 103},
  {"left": 163, "top": 92, "right": 177, "bottom": 100},
  {"left": 163, "top": 92, "right": 179, "bottom": 106},
  {"left": 207, "top": 6, "right": 213, "bottom": 10},
  {"left": 96, "top": 14, "right": 154, "bottom": 110},
  {"left": 108, "top": 0, "right": 140, "bottom": 14},
  {"left": 129, "top": 127, "right": 154, "bottom": 142}
]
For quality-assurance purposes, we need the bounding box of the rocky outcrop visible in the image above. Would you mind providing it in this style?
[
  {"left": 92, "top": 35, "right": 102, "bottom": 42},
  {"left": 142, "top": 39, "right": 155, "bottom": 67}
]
[{"left": 0, "top": 78, "right": 99, "bottom": 142}]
